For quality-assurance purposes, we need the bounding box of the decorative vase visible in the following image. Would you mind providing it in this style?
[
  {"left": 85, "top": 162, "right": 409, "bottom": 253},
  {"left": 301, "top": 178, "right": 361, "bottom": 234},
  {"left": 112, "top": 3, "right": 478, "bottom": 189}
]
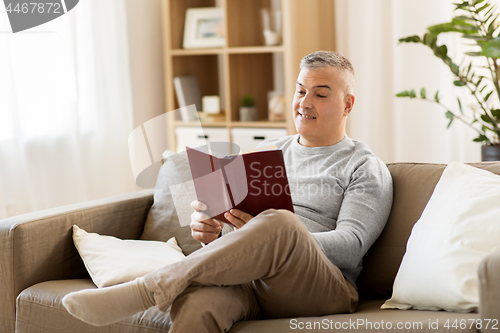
[
  {"left": 239, "top": 106, "right": 258, "bottom": 122},
  {"left": 481, "top": 145, "right": 500, "bottom": 161}
]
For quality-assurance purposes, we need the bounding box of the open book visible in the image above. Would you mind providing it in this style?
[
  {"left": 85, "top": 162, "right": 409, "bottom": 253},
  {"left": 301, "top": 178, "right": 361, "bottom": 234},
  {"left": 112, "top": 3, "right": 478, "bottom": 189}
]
[{"left": 186, "top": 146, "right": 294, "bottom": 226}]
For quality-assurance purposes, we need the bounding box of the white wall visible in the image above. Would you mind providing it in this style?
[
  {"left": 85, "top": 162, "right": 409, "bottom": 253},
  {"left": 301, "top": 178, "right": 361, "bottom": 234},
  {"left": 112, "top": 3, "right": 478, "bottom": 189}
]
[
  {"left": 126, "top": 0, "right": 166, "bottom": 130},
  {"left": 336, "top": 0, "right": 485, "bottom": 163}
]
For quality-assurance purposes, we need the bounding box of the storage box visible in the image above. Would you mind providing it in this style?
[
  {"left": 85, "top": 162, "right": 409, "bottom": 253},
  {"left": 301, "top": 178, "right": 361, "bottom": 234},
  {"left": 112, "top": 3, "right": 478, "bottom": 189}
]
[
  {"left": 231, "top": 128, "right": 288, "bottom": 153},
  {"left": 175, "top": 127, "right": 229, "bottom": 152}
]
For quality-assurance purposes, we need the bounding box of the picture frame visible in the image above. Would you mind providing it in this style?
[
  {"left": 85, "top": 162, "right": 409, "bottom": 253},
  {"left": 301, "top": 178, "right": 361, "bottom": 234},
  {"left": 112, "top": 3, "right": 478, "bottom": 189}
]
[{"left": 183, "top": 7, "right": 225, "bottom": 49}]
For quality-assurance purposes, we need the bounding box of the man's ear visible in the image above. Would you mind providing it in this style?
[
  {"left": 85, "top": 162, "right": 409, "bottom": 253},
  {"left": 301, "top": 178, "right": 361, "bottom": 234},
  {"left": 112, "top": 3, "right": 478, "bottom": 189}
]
[{"left": 344, "top": 94, "right": 355, "bottom": 116}]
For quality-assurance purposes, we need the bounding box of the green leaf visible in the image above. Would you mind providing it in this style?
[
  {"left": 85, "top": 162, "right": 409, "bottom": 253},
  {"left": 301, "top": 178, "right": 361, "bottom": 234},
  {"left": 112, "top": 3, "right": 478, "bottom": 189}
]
[
  {"left": 454, "top": 2, "right": 469, "bottom": 10},
  {"left": 420, "top": 88, "right": 427, "bottom": 99},
  {"left": 465, "top": 51, "right": 482, "bottom": 56},
  {"left": 462, "top": 35, "right": 487, "bottom": 42},
  {"left": 433, "top": 45, "right": 449, "bottom": 60},
  {"left": 479, "top": 37, "right": 500, "bottom": 58},
  {"left": 491, "top": 109, "right": 500, "bottom": 119},
  {"left": 434, "top": 90, "right": 440, "bottom": 103},
  {"left": 477, "top": 2, "right": 491, "bottom": 13},
  {"left": 427, "top": 22, "right": 458, "bottom": 36},
  {"left": 422, "top": 33, "right": 438, "bottom": 48},
  {"left": 473, "top": 134, "right": 489, "bottom": 142},
  {"left": 481, "top": 114, "right": 492, "bottom": 123},
  {"left": 482, "top": 125, "right": 492, "bottom": 132},
  {"left": 453, "top": 80, "right": 466, "bottom": 86},
  {"left": 457, "top": 97, "right": 464, "bottom": 114},
  {"left": 454, "top": 15, "right": 477, "bottom": 23},
  {"left": 484, "top": 4, "right": 496, "bottom": 18},
  {"left": 426, "top": 19, "right": 478, "bottom": 37},
  {"left": 475, "top": 76, "right": 484, "bottom": 87},
  {"left": 409, "top": 89, "right": 417, "bottom": 98},
  {"left": 395, "top": 91, "right": 409, "bottom": 97},
  {"left": 398, "top": 35, "right": 422, "bottom": 44},
  {"left": 445, "top": 111, "right": 455, "bottom": 129},
  {"left": 466, "top": 63, "right": 473, "bottom": 76},
  {"left": 488, "top": 15, "right": 498, "bottom": 34},
  {"left": 485, "top": 90, "right": 494, "bottom": 101}
]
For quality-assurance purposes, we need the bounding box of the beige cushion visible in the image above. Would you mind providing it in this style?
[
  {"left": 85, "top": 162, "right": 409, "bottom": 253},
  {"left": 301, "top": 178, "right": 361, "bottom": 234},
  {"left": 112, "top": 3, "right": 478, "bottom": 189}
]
[
  {"left": 382, "top": 162, "right": 500, "bottom": 312},
  {"left": 73, "top": 225, "right": 185, "bottom": 288},
  {"left": 140, "top": 152, "right": 202, "bottom": 255},
  {"left": 357, "top": 162, "right": 500, "bottom": 300}
]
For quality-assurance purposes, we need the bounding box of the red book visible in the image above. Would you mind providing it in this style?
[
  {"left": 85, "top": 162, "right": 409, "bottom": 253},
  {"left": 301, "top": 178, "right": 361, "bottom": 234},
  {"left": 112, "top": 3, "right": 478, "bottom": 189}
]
[{"left": 186, "top": 147, "right": 294, "bottom": 226}]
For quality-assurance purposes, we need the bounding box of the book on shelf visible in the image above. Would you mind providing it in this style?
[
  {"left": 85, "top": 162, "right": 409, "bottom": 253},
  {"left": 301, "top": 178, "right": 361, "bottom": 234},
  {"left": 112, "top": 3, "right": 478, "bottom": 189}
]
[
  {"left": 173, "top": 76, "right": 202, "bottom": 121},
  {"left": 186, "top": 145, "right": 294, "bottom": 226}
]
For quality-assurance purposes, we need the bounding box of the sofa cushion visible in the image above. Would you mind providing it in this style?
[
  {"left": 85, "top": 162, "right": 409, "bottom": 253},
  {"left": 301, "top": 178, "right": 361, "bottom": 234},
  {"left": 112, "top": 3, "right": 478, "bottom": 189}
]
[
  {"left": 382, "top": 162, "right": 500, "bottom": 312},
  {"left": 17, "top": 280, "right": 479, "bottom": 333},
  {"left": 140, "top": 152, "right": 202, "bottom": 256},
  {"left": 16, "top": 279, "right": 172, "bottom": 333},
  {"left": 230, "top": 299, "right": 479, "bottom": 333},
  {"left": 72, "top": 225, "right": 185, "bottom": 288},
  {"left": 357, "top": 162, "right": 500, "bottom": 300}
]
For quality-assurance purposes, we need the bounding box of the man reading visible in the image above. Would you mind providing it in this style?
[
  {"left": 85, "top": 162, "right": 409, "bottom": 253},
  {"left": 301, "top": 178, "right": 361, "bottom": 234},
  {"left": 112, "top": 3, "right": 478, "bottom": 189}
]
[{"left": 62, "top": 51, "right": 393, "bottom": 333}]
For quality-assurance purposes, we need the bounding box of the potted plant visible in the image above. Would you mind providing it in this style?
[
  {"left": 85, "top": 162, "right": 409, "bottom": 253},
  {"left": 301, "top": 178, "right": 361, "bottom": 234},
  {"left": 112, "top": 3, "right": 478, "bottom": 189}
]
[
  {"left": 239, "top": 94, "right": 258, "bottom": 122},
  {"left": 396, "top": 0, "right": 500, "bottom": 161}
]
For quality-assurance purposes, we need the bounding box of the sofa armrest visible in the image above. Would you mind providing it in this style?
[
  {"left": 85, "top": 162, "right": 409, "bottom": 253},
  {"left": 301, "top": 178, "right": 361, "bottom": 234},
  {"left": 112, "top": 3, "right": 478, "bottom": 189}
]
[
  {"left": 479, "top": 248, "right": 500, "bottom": 333},
  {"left": 0, "top": 189, "right": 154, "bottom": 333}
]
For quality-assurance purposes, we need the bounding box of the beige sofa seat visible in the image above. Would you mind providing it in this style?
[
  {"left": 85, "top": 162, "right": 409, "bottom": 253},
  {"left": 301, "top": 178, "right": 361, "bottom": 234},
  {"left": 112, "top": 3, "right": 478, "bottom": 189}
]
[
  {"left": 17, "top": 280, "right": 171, "bottom": 333},
  {"left": 2, "top": 163, "right": 500, "bottom": 333},
  {"left": 17, "top": 280, "right": 480, "bottom": 333}
]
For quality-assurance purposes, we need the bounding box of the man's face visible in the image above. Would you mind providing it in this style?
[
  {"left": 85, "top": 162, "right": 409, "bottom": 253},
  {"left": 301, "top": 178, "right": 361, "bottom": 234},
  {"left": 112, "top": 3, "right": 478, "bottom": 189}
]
[{"left": 293, "top": 66, "right": 354, "bottom": 147}]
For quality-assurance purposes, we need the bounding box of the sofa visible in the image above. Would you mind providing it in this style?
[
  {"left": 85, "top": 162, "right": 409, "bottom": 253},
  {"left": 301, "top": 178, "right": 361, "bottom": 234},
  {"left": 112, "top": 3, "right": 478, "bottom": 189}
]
[{"left": 1, "top": 162, "right": 499, "bottom": 333}]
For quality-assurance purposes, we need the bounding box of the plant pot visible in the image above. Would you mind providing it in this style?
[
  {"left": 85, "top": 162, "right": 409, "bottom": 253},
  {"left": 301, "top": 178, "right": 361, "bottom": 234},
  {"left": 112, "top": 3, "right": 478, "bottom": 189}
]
[
  {"left": 481, "top": 145, "right": 500, "bottom": 161},
  {"left": 239, "top": 106, "right": 258, "bottom": 122}
]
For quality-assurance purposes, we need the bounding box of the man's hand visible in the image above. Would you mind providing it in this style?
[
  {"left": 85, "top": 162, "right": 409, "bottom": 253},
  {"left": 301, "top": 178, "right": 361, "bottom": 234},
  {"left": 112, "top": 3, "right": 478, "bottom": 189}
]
[
  {"left": 190, "top": 201, "right": 255, "bottom": 244},
  {"left": 224, "top": 209, "right": 253, "bottom": 229},
  {"left": 190, "top": 201, "right": 222, "bottom": 245}
]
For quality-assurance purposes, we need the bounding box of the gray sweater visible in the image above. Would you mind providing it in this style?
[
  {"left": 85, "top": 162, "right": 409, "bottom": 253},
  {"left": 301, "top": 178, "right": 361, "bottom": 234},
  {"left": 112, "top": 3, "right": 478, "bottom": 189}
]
[{"left": 257, "top": 134, "right": 393, "bottom": 284}]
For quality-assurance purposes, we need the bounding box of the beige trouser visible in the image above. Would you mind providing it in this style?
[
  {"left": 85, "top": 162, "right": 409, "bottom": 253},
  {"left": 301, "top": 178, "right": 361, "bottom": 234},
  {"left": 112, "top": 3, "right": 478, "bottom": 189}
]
[{"left": 143, "top": 209, "right": 358, "bottom": 333}]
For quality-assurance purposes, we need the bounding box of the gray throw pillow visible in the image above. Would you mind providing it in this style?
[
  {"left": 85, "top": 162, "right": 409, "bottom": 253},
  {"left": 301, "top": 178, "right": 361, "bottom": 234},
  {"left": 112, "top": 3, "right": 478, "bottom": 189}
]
[{"left": 140, "top": 151, "right": 202, "bottom": 255}]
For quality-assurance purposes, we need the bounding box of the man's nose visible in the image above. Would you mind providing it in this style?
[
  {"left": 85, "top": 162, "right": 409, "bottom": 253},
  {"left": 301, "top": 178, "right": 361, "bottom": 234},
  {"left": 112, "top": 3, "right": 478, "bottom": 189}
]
[{"left": 300, "top": 92, "right": 313, "bottom": 109}]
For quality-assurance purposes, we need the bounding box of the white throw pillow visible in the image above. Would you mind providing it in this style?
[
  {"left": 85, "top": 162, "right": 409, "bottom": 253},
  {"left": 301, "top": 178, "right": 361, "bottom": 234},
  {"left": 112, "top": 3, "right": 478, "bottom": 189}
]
[
  {"left": 382, "top": 162, "right": 500, "bottom": 312},
  {"left": 72, "top": 225, "right": 185, "bottom": 288}
]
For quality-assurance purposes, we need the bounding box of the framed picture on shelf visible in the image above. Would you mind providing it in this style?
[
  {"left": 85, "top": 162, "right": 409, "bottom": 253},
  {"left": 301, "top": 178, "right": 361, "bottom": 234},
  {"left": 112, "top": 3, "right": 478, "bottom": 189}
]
[{"left": 183, "top": 7, "right": 225, "bottom": 49}]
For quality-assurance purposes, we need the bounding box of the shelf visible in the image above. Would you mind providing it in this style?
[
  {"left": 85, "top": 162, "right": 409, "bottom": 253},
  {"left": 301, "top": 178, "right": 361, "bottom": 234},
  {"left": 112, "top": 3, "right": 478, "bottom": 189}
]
[
  {"left": 170, "top": 48, "right": 224, "bottom": 56},
  {"left": 229, "top": 121, "right": 287, "bottom": 128},
  {"left": 174, "top": 121, "right": 227, "bottom": 127},
  {"left": 163, "top": 0, "right": 337, "bottom": 152},
  {"left": 227, "top": 46, "right": 284, "bottom": 54},
  {"left": 174, "top": 121, "right": 288, "bottom": 129},
  {"left": 170, "top": 46, "right": 284, "bottom": 56}
]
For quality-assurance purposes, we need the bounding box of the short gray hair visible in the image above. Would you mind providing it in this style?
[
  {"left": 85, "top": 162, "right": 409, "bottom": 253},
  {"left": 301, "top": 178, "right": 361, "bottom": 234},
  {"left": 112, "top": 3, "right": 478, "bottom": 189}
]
[{"left": 300, "top": 51, "right": 355, "bottom": 95}]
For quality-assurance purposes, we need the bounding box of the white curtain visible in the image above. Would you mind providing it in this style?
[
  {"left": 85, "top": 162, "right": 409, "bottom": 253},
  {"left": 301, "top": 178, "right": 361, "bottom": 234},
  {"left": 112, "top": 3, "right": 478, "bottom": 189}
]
[
  {"left": 0, "top": 0, "right": 137, "bottom": 218},
  {"left": 335, "top": 0, "right": 492, "bottom": 163}
]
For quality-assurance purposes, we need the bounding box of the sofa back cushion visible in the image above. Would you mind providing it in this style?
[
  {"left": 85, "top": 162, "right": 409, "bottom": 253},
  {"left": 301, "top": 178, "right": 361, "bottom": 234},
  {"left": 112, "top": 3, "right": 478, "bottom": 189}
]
[
  {"left": 356, "top": 162, "right": 500, "bottom": 300},
  {"left": 140, "top": 152, "right": 202, "bottom": 256}
]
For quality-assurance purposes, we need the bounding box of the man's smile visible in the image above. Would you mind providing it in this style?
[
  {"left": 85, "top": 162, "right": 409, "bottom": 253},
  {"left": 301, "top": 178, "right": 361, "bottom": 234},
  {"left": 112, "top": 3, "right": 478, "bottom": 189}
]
[{"left": 298, "top": 110, "right": 317, "bottom": 119}]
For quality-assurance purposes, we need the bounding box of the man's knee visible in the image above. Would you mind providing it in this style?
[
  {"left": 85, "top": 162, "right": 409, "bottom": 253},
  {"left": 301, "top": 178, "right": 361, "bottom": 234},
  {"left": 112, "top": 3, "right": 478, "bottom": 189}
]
[{"left": 250, "top": 209, "right": 305, "bottom": 234}]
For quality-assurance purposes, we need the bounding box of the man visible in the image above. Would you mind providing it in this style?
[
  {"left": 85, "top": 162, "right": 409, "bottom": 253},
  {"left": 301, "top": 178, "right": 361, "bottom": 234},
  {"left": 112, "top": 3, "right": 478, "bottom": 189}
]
[{"left": 62, "top": 51, "right": 393, "bottom": 332}]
